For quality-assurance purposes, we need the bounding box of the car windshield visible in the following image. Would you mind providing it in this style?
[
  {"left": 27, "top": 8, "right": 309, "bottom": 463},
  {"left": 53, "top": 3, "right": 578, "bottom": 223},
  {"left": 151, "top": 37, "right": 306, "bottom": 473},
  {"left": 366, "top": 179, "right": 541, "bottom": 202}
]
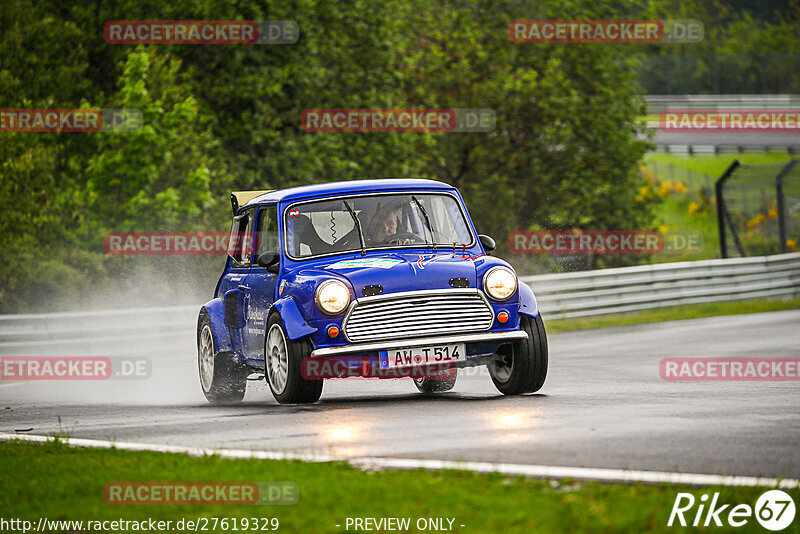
[{"left": 285, "top": 193, "right": 474, "bottom": 259}]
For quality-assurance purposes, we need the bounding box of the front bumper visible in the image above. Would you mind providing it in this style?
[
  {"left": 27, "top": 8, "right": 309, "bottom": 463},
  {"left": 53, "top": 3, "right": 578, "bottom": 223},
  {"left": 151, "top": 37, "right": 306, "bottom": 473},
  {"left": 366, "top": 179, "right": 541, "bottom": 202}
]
[{"left": 309, "top": 330, "right": 527, "bottom": 358}]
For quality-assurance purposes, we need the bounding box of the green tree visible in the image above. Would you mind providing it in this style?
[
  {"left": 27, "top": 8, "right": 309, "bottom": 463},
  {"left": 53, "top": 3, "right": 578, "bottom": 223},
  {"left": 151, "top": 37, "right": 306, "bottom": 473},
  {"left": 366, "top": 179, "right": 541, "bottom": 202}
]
[
  {"left": 1, "top": 0, "right": 675, "bottom": 311},
  {"left": 399, "top": 0, "right": 657, "bottom": 266},
  {"left": 83, "top": 47, "right": 229, "bottom": 234}
]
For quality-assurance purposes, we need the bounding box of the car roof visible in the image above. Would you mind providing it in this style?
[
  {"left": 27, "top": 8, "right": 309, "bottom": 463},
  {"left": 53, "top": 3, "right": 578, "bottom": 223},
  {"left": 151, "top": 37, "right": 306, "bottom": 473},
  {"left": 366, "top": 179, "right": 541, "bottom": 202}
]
[{"left": 242, "top": 178, "right": 456, "bottom": 207}]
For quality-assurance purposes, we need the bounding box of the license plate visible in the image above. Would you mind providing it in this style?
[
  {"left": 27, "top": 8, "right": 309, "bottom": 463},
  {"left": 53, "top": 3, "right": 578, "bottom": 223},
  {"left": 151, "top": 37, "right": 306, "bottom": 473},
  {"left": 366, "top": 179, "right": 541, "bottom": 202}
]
[{"left": 379, "top": 343, "right": 465, "bottom": 369}]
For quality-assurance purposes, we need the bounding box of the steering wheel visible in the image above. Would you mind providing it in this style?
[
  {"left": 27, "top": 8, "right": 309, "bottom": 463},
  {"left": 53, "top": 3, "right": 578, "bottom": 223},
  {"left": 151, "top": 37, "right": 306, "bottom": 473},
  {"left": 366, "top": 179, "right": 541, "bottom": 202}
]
[{"left": 381, "top": 232, "right": 425, "bottom": 246}]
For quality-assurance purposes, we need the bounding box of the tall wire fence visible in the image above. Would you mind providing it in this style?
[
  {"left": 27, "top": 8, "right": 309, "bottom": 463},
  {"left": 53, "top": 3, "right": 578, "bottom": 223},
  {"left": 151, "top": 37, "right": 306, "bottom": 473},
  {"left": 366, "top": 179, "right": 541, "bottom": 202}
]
[{"left": 717, "top": 160, "right": 800, "bottom": 257}]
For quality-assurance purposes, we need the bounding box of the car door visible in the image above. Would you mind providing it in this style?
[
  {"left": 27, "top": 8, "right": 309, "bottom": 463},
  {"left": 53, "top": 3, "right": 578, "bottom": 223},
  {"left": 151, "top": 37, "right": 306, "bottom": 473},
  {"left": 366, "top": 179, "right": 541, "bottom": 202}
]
[
  {"left": 218, "top": 208, "right": 255, "bottom": 297},
  {"left": 243, "top": 204, "right": 280, "bottom": 364}
]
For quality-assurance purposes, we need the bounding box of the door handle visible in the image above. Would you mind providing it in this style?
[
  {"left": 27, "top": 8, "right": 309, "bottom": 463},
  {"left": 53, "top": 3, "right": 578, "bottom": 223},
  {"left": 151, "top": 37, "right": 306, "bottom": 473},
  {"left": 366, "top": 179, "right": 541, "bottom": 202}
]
[{"left": 238, "top": 285, "right": 250, "bottom": 291}]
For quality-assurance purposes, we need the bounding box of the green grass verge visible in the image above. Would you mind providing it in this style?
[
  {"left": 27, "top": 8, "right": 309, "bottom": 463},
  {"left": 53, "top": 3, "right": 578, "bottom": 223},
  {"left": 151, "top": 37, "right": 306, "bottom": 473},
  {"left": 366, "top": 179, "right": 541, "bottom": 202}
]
[
  {"left": 655, "top": 194, "right": 718, "bottom": 260},
  {"left": 545, "top": 298, "right": 800, "bottom": 333},
  {"left": 1, "top": 440, "right": 798, "bottom": 533},
  {"left": 644, "top": 152, "right": 795, "bottom": 181},
  {"left": 642, "top": 152, "right": 799, "bottom": 260}
]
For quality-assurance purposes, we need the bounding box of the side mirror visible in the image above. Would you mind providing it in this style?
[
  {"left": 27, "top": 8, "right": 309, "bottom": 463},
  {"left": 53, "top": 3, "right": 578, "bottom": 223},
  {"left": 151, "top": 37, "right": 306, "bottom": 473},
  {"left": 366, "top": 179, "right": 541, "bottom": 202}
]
[
  {"left": 256, "top": 251, "right": 280, "bottom": 273},
  {"left": 479, "top": 234, "right": 496, "bottom": 254}
]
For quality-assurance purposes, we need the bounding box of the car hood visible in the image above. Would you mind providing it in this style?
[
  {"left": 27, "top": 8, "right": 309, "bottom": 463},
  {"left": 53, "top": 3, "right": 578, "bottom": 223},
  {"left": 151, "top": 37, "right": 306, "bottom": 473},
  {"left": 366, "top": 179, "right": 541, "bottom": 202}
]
[{"left": 321, "top": 252, "right": 481, "bottom": 296}]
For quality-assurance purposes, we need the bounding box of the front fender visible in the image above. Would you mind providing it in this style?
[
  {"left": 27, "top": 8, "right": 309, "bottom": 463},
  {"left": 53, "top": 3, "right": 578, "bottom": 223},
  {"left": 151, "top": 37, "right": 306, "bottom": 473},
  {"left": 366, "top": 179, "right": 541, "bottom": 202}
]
[
  {"left": 517, "top": 282, "right": 539, "bottom": 318},
  {"left": 200, "top": 298, "right": 234, "bottom": 353},
  {"left": 271, "top": 297, "right": 318, "bottom": 341}
]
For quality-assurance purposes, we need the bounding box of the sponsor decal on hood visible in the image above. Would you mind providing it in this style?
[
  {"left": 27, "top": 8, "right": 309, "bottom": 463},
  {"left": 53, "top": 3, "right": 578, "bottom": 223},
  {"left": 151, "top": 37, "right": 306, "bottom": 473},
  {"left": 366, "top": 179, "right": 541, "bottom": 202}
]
[{"left": 326, "top": 258, "right": 403, "bottom": 270}]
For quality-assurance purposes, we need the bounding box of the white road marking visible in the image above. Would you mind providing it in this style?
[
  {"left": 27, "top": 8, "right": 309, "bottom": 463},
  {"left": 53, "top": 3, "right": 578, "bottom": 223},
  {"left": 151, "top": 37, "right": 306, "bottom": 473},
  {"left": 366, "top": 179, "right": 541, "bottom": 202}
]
[{"left": 1, "top": 433, "right": 796, "bottom": 489}]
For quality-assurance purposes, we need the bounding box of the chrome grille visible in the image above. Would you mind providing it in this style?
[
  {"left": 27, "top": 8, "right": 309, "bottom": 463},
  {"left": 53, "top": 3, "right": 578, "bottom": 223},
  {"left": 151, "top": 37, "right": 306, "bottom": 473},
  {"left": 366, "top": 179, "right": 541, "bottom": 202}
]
[{"left": 343, "top": 289, "right": 495, "bottom": 342}]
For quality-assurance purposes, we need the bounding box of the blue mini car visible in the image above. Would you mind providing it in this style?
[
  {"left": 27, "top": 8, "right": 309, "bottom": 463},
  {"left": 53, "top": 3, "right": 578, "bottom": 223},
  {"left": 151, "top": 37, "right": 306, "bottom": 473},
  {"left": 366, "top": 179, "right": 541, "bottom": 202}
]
[{"left": 197, "top": 179, "right": 548, "bottom": 404}]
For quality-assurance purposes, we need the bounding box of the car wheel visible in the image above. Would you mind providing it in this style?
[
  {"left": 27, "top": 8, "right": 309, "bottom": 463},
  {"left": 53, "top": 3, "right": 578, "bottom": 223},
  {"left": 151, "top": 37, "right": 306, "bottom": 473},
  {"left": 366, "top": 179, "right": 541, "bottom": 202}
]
[
  {"left": 265, "top": 313, "right": 323, "bottom": 404},
  {"left": 489, "top": 314, "right": 548, "bottom": 395},
  {"left": 413, "top": 367, "right": 457, "bottom": 393},
  {"left": 197, "top": 310, "right": 248, "bottom": 403}
]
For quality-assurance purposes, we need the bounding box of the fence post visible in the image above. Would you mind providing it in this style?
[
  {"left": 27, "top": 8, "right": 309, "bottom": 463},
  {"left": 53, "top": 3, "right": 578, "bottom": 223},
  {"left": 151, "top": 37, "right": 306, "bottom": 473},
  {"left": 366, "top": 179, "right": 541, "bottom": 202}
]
[
  {"left": 716, "top": 160, "right": 741, "bottom": 258},
  {"left": 776, "top": 159, "right": 799, "bottom": 253}
]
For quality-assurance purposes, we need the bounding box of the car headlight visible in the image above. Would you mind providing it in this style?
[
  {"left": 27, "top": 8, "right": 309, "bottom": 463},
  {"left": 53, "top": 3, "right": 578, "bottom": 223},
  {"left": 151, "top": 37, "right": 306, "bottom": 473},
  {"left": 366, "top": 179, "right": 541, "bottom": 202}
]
[
  {"left": 315, "top": 280, "right": 351, "bottom": 315},
  {"left": 483, "top": 267, "right": 517, "bottom": 301}
]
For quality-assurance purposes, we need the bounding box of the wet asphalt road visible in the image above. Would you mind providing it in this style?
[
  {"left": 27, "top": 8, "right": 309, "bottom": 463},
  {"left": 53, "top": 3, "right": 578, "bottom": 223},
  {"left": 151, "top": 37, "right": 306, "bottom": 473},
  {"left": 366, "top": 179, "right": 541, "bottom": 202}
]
[{"left": 1, "top": 309, "right": 798, "bottom": 478}]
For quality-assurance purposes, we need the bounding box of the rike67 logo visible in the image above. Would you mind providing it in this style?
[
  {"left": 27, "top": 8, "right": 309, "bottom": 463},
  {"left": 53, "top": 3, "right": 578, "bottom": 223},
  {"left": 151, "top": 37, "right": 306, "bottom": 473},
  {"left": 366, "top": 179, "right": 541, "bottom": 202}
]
[{"left": 668, "top": 490, "right": 796, "bottom": 530}]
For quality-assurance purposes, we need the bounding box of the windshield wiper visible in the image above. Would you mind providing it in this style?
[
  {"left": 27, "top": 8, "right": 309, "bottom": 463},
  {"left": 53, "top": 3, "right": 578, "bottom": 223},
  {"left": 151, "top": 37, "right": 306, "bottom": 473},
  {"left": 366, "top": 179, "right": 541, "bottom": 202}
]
[
  {"left": 411, "top": 195, "right": 436, "bottom": 252},
  {"left": 342, "top": 200, "right": 366, "bottom": 256}
]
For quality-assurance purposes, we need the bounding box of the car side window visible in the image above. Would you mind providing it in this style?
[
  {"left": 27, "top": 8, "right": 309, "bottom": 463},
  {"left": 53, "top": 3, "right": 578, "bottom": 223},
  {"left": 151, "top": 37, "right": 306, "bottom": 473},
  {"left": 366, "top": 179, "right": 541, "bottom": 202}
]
[
  {"left": 227, "top": 209, "right": 254, "bottom": 268},
  {"left": 256, "top": 205, "right": 279, "bottom": 256}
]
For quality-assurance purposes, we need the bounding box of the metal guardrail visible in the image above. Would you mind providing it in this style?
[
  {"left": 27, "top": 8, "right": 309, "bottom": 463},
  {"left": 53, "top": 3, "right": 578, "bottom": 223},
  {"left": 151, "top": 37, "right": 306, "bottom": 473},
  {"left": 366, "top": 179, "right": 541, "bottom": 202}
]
[
  {"left": 654, "top": 144, "right": 800, "bottom": 155},
  {"left": 646, "top": 95, "right": 800, "bottom": 154},
  {"left": 523, "top": 253, "right": 800, "bottom": 319},
  {"left": 646, "top": 95, "right": 800, "bottom": 113},
  {"left": 0, "top": 255, "right": 798, "bottom": 344},
  {"left": 0, "top": 305, "right": 198, "bottom": 351}
]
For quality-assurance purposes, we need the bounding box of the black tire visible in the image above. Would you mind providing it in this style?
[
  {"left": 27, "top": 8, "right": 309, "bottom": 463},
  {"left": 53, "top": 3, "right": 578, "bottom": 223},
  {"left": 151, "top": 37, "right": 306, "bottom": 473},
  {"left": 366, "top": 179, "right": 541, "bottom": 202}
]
[
  {"left": 197, "top": 310, "right": 248, "bottom": 403},
  {"left": 413, "top": 367, "right": 457, "bottom": 393},
  {"left": 265, "top": 313, "right": 323, "bottom": 404},
  {"left": 489, "top": 314, "right": 548, "bottom": 395}
]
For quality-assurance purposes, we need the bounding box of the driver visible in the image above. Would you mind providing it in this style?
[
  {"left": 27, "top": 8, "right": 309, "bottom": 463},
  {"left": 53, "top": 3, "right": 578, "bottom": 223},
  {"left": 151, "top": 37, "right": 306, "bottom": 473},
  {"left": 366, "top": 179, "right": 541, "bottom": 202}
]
[{"left": 367, "top": 205, "right": 401, "bottom": 244}]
